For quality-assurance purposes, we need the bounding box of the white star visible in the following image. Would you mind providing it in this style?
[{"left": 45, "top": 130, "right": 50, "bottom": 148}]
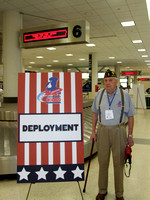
[
  {"left": 53, "top": 167, "right": 66, "bottom": 180},
  {"left": 35, "top": 167, "right": 49, "bottom": 180},
  {"left": 18, "top": 168, "right": 30, "bottom": 181},
  {"left": 71, "top": 166, "right": 84, "bottom": 179}
]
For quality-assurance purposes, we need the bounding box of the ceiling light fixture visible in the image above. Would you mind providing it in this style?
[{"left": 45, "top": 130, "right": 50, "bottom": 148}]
[
  {"left": 109, "top": 57, "right": 115, "bottom": 59},
  {"left": 86, "top": 43, "right": 96, "bottom": 47},
  {"left": 29, "top": 62, "right": 35, "bottom": 64},
  {"left": 138, "top": 49, "right": 146, "bottom": 52},
  {"left": 68, "top": 64, "right": 73, "bottom": 66},
  {"left": 36, "top": 56, "right": 44, "bottom": 58},
  {"left": 142, "top": 55, "right": 148, "bottom": 57},
  {"left": 79, "top": 58, "right": 86, "bottom": 61},
  {"left": 117, "top": 61, "right": 122, "bottom": 63},
  {"left": 65, "top": 54, "right": 73, "bottom": 56},
  {"left": 28, "top": 66, "right": 32, "bottom": 68},
  {"left": 145, "top": 60, "right": 150, "bottom": 62},
  {"left": 52, "top": 60, "right": 59, "bottom": 62},
  {"left": 47, "top": 47, "right": 56, "bottom": 50},
  {"left": 121, "top": 21, "right": 135, "bottom": 27},
  {"left": 46, "top": 65, "right": 52, "bottom": 67},
  {"left": 132, "top": 40, "right": 142, "bottom": 43},
  {"left": 40, "top": 68, "right": 44, "bottom": 70}
]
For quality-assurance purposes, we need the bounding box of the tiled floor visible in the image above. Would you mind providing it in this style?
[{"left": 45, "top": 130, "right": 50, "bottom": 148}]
[{"left": 0, "top": 108, "right": 150, "bottom": 200}]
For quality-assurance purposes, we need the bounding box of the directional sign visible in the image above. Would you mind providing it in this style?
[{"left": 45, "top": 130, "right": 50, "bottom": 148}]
[{"left": 20, "top": 21, "right": 90, "bottom": 48}]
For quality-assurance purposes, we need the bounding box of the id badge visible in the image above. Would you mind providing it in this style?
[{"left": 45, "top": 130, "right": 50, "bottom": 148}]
[{"left": 105, "top": 110, "right": 114, "bottom": 120}]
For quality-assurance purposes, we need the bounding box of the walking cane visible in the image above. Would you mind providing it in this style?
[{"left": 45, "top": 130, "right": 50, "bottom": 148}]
[{"left": 83, "top": 139, "right": 95, "bottom": 193}]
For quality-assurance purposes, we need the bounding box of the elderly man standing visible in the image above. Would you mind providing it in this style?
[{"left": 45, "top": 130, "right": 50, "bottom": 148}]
[{"left": 90, "top": 69, "right": 135, "bottom": 200}]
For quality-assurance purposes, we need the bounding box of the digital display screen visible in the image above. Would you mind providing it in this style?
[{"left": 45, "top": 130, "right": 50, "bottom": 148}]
[
  {"left": 23, "top": 27, "right": 68, "bottom": 43},
  {"left": 138, "top": 78, "right": 149, "bottom": 81},
  {"left": 122, "top": 71, "right": 137, "bottom": 75}
]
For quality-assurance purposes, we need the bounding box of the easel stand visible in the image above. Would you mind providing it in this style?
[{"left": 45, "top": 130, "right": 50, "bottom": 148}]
[{"left": 26, "top": 181, "right": 84, "bottom": 200}]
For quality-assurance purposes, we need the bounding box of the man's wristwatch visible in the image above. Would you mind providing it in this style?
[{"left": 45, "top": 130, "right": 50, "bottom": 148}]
[{"left": 128, "top": 134, "right": 132, "bottom": 137}]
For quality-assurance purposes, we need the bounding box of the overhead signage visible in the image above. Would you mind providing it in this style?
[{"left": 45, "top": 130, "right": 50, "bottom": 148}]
[
  {"left": 20, "top": 21, "right": 90, "bottom": 48},
  {"left": 23, "top": 28, "right": 68, "bottom": 42},
  {"left": 122, "top": 71, "right": 141, "bottom": 76},
  {"left": 17, "top": 72, "right": 84, "bottom": 183},
  {"left": 138, "top": 78, "right": 150, "bottom": 81}
]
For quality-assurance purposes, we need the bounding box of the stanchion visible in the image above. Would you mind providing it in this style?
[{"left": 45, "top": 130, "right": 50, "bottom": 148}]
[{"left": 83, "top": 139, "right": 94, "bottom": 193}]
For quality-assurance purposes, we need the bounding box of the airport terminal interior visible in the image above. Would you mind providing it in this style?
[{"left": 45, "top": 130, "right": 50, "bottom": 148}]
[{"left": 0, "top": 0, "right": 150, "bottom": 200}]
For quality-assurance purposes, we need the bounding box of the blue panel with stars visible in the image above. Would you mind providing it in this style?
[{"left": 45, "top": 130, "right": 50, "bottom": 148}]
[{"left": 17, "top": 164, "right": 84, "bottom": 183}]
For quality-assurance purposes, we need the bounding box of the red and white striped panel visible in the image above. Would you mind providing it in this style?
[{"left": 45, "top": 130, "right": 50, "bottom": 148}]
[{"left": 17, "top": 72, "right": 84, "bottom": 167}]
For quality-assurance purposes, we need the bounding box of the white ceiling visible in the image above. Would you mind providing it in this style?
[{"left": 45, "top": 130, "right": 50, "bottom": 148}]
[{"left": 0, "top": 0, "right": 150, "bottom": 76}]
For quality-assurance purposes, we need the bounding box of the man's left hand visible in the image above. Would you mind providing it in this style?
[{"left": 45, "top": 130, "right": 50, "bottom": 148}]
[{"left": 128, "top": 136, "right": 134, "bottom": 147}]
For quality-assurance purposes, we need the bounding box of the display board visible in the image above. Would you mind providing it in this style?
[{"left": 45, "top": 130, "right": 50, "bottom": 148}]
[
  {"left": 17, "top": 72, "right": 84, "bottom": 183},
  {"left": 20, "top": 21, "right": 90, "bottom": 48}
]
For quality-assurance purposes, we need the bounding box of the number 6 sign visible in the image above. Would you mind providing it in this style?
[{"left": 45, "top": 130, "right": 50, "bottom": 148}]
[{"left": 20, "top": 21, "right": 90, "bottom": 48}]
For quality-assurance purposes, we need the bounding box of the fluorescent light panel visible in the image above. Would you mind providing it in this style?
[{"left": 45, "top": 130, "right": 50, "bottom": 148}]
[
  {"left": 132, "top": 40, "right": 142, "bottom": 43},
  {"left": 29, "top": 62, "right": 35, "bottom": 64},
  {"left": 142, "top": 55, "right": 148, "bottom": 57},
  {"left": 121, "top": 21, "right": 135, "bottom": 27},
  {"left": 36, "top": 56, "right": 43, "bottom": 58},
  {"left": 109, "top": 57, "right": 115, "bottom": 59},
  {"left": 65, "top": 54, "right": 73, "bottom": 56},
  {"left": 138, "top": 49, "right": 146, "bottom": 52},
  {"left": 86, "top": 43, "right": 96, "bottom": 47},
  {"left": 47, "top": 47, "right": 56, "bottom": 50}
]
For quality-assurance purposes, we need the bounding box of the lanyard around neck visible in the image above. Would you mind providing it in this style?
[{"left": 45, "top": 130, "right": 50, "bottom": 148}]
[{"left": 107, "top": 88, "right": 117, "bottom": 109}]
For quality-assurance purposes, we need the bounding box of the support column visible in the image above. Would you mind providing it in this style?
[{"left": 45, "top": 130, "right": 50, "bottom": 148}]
[
  {"left": 114, "top": 65, "right": 120, "bottom": 86},
  {"left": 127, "top": 76, "right": 131, "bottom": 87},
  {"left": 134, "top": 75, "right": 137, "bottom": 84},
  {"left": 89, "top": 53, "right": 98, "bottom": 99},
  {"left": 2, "top": 11, "right": 23, "bottom": 103}
]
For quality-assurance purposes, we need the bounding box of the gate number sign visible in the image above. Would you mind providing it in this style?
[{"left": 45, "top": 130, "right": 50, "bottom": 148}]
[{"left": 20, "top": 21, "right": 90, "bottom": 48}]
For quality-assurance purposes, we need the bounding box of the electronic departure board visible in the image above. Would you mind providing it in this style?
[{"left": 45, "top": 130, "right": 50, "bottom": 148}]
[
  {"left": 23, "top": 28, "right": 68, "bottom": 43},
  {"left": 20, "top": 21, "right": 90, "bottom": 48},
  {"left": 138, "top": 78, "right": 150, "bottom": 81},
  {"left": 122, "top": 71, "right": 141, "bottom": 76}
]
